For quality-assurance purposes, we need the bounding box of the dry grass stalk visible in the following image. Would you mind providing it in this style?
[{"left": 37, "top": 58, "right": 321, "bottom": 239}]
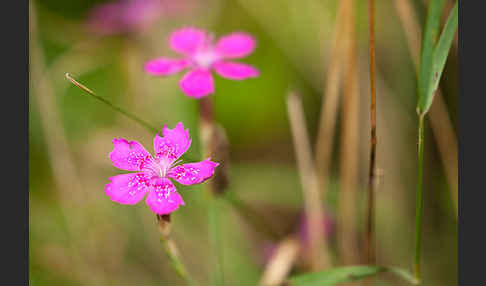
[
  {"left": 364, "top": 1, "right": 378, "bottom": 285},
  {"left": 337, "top": 0, "right": 361, "bottom": 267},
  {"left": 315, "top": 0, "right": 349, "bottom": 191},
  {"left": 259, "top": 236, "right": 301, "bottom": 286},
  {"left": 287, "top": 92, "right": 332, "bottom": 270}
]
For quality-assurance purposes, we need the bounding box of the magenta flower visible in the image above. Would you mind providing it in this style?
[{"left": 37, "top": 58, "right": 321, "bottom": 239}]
[
  {"left": 105, "top": 122, "right": 219, "bottom": 214},
  {"left": 86, "top": 0, "right": 165, "bottom": 36},
  {"left": 145, "top": 27, "right": 259, "bottom": 98}
]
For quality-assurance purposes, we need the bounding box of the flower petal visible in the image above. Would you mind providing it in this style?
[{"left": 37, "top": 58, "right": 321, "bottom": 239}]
[
  {"left": 146, "top": 178, "right": 185, "bottom": 214},
  {"left": 153, "top": 122, "right": 192, "bottom": 162},
  {"left": 169, "top": 27, "right": 207, "bottom": 55},
  {"left": 105, "top": 173, "right": 150, "bottom": 205},
  {"left": 213, "top": 61, "right": 259, "bottom": 80},
  {"left": 214, "top": 32, "right": 256, "bottom": 59},
  {"left": 110, "top": 138, "right": 154, "bottom": 171},
  {"left": 179, "top": 69, "right": 214, "bottom": 98},
  {"left": 144, "top": 57, "right": 190, "bottom": 76},
  {"left": 168, "top": 158, "right": 219, "bottom": 185}
]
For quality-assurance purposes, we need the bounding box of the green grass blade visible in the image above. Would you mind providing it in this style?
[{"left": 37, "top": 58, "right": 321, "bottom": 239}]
[
  {"left": 287, "top": 265, "right": 418, "bottom": 286},
  {"left": 417, "top": 0, "right": 447, "bottom": 114},
  {"left": 426, "top": 2, "right": 458, "bottom": 110}
]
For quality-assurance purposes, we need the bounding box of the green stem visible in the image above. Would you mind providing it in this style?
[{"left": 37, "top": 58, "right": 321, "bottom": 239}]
[
  {"left": 160, "top": 238, "right": 197, "bottom": 286},
  {"left": 157, "top": 215, "right": 197, "bottom": 286},
  {"left": 414, "top": 115, "right": 425, "bottom": 284},
  {"left": 208, "top": 195, "right": 224, "bottom": 286},
  {"left": 65, "top": 73, "right": 159, "bottom": 133}
]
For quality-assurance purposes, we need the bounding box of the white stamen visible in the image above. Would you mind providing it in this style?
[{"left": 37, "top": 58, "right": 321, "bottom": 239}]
[{"left": 194, "top": 51, "right": 219, "bottom": 69}]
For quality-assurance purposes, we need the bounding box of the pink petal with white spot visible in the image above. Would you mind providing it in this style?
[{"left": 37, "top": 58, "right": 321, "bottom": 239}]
[
  {"left": 169, "top": 27, "right": 207, "bottom": 55},
  {"left": 154, "top": 122, "right": 192, "bottom": 162},
  {"left": 145, "top": 178, "right": 185, "bottom": 214},
  {"left": 168, "top": 158, "right": 219, "bottom": 185},
  {"left": 110, "top": 138, "right": 154, "bottom": 171},
  {"left": 145, "top": 57, "right": 190, "bottom": 76},
  {"left": 213, "top": 61, "right": 259, "bottom": 80},
  {"left": 105, "top": 173, "right": 150, "bottom": 205},
  {"left": 179, "top": 68, "right": 214, "bottom": 98},
  {"left": 215, "top": 32, "right": 256, "bottom": 59}
]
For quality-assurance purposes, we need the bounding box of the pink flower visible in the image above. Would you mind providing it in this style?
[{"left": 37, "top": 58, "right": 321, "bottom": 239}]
[
  {"left": 105, "top": 122, "right": 219, "bottom": 214},
  {"left": 86, "top": 0, "right": 165, "bottom": 36},
  {"left": 297, "top": 212, "right": 335, "bottom": 248},
  {"left": 145, "top": 27, "right": 259, "bottom": 98}
]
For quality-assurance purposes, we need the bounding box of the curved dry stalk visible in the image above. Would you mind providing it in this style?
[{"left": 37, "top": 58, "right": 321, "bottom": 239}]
[
  {"left": 315, "top": 0, "right": 349, "bottom": 191},
  {"left": 286, "top": 92, "right": 332, "bottom": 270},
  {"left": 65, "top": 73, "right": 159, "bottom": 133},
  {"left": 393, "top": 0, "right": 458, "bottom": 216},
  {"left": 259, "top": 236, "right": 301, "bottom": 286}
]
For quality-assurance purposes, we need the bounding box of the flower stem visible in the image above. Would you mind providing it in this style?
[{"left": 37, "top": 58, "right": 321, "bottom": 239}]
[
  {"left": 156, "top": 215, "right": 197, "bottom": 286},
  {"left": 198, "top": 97, "right": 225, "bottom": 286},
  {"left": 65, "top": 73, "right": 159, "bottom": 134},
  {"left": 413, "top": 115, "right": 425, "bottom": 284}
]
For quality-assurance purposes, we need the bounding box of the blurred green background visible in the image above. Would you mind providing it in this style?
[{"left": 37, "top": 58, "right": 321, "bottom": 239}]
[{"left": 29, "top": 0, "right": 457, "bottom": 285}]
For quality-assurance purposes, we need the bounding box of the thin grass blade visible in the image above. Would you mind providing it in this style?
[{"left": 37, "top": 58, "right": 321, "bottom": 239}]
[
  {"left": 417, "top": 0, "right": 447, "bottom": 114},
  {"left": 425, "top": 1, "right": 458, "bottom": 112}
]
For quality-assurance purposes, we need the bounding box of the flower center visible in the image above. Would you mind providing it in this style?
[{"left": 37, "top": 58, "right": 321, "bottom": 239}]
[
  {"left": 157, "top": 157, "right": 174, "bottom": 178},
  {"left": 193, "top": 50, "right": 219, "bottom": 69},
  {"left": 141, "top": 159, "right": 164, "bottom": 178}
]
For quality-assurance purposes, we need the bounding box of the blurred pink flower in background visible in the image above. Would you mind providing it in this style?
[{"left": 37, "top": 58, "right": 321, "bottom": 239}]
[
  {"left": 105, "top": 122, "right": 218, "bottom": 214},
  {"left": 259, "top": 212, "right": 335, "bottom": 265},
  {"left": 297, "top": 212, "right": 335, "bottom": 250},
  {"left": 145, "top": 27, "right": 259, "bottom": 98},
  {"left": 86, "top": 0, "right": 192, "bottom": 36}
]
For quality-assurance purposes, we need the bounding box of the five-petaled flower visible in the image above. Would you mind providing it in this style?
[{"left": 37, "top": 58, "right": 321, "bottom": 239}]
[
  {"left": 145, "top": 27, "right": 259, "bottom": 98},
  {"left": 105, "top": 122, "right": 219, "bottom": 214}
]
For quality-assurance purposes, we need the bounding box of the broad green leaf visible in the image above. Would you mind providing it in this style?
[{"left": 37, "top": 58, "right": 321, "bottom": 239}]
[
  {"left": 417, "top": 0, "right": 447, "bottom": 115},
  {"left": 287, "top": 265, "right": 418, "bottom": 286},
  {"left": 426, "top": 2, "right": 458, "bottom": 110}
]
